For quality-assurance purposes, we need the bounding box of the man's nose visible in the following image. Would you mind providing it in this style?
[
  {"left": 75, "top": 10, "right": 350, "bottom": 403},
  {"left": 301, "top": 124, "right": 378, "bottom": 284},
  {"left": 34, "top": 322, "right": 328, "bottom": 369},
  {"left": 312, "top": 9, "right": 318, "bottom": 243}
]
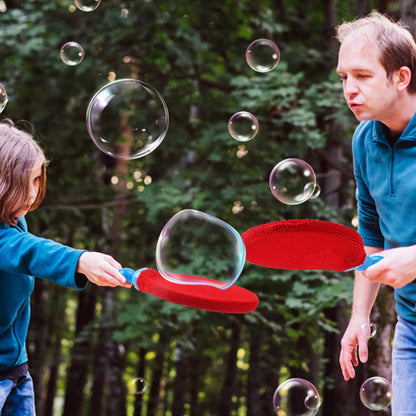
[{"left": 344, "top": 78, "right": 359, "bottom": 97}]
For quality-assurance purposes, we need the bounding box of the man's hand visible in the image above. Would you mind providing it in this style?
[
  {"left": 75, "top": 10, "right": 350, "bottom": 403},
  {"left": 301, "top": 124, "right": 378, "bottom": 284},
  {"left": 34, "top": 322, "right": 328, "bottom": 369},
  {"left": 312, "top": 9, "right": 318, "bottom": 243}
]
[
  {"left": 339, "top": 318, "right": 370, "bottom": 381},
  {"left": 76, "top": 252, "right": 132, "bottom": 288},
  {"left": 363, "top": 245, "right": 416, "bottom": 288}
]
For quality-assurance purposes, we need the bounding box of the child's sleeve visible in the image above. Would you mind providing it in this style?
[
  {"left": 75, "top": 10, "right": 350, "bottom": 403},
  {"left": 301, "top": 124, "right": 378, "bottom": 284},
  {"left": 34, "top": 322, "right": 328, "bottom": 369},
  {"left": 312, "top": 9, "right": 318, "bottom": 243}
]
[{"left": 0, "top": 224, "right": 88, "bottom": 289}]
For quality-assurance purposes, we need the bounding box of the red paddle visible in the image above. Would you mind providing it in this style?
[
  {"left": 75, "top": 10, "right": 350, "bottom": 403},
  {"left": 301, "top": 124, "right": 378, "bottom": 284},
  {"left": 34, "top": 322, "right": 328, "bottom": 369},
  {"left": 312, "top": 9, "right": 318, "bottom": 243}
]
[
  {"left": 120, "top": 268, "right": 259, "bottom": 313},
  {"left": 241, "top": 219, "right": 382, "bottom": 272}
]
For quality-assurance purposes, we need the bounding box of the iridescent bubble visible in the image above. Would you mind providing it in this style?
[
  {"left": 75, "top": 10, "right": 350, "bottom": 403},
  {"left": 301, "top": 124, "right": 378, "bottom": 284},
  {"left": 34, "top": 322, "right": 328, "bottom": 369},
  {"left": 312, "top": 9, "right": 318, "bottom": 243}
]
[
  {"left": 156, "top": 209, "right": 246, "bottom": 289},
  {"left": 130, "top": 377, "right": 147, "bottom": 395},
  {"left": 360, "top": 322, "right": 377, "bottom": 339},
  {"left": 228, "top": 111, "right": 259, "bottom": 142},
  {"left": 360, "top": 376, "right": 393, "bottom": 411},
  {"left": 74, "top": 0, "right": 101, "bottom": 12},
  {"left": 60, "top": 42, "right": 85, "bottom": 66},
  {"left": 269, "top": 158, "right": 320, "bottom": 205},
  {"left": 86, "top": 79, "right": 169, "bottom": 160},
  {"left": 246, "top": 38, "right": 280, "bottom": 73},
  {"left": 273, "top": 378, "right": 321, "bottom": 416},
  {"left": 0, "top": 84, "right": 8, "bottom": 113}
]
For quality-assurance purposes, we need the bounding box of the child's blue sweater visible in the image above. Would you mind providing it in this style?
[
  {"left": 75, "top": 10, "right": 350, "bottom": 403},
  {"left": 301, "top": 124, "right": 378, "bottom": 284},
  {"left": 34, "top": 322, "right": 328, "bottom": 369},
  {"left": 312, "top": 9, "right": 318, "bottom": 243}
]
[{"left": 0, "top": 217, "right": 87, "bottom": 372}]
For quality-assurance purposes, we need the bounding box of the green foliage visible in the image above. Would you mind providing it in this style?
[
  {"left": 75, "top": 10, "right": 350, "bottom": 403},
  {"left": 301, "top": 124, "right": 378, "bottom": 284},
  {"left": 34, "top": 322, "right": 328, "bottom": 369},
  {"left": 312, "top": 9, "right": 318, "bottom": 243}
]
[{"left": 0, "top": 0, "right": 364, "bottom": 413}]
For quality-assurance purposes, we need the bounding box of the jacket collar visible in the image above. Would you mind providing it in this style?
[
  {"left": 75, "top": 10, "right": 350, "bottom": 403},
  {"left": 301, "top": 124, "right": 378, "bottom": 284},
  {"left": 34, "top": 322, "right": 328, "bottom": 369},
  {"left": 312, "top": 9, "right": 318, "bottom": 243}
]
[{"left": 372, "top": 112, "right": 416, "bottom": 144}]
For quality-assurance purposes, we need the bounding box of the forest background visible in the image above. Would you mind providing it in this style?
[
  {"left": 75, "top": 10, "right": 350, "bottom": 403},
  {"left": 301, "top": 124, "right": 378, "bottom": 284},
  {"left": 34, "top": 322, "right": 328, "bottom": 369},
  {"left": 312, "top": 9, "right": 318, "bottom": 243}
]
[{"left": 1, "top": 0, "right": 414, "bottom": 415}]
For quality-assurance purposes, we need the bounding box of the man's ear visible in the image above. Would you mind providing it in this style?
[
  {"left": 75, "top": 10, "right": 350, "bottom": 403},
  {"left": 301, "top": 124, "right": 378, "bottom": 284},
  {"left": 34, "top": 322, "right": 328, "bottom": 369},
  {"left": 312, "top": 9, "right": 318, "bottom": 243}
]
[{"left": 395, "top": 66, "right": 412, "bottom": 91}]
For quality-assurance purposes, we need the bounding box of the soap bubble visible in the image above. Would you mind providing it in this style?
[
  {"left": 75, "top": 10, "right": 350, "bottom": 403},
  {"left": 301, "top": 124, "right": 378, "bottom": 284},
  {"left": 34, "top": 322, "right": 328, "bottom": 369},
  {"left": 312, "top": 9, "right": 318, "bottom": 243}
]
[
  {"left": 74, "top": 0, "right": 101, "bottom": 12},
  {"left": 273, "top": 378, "right": 321, "bottom": 416},
  {"left": 360, "top": 377, "right": 392, "bottom": 411},
  {"left": 269, "top": 158, "right": 320, "bottom": 205},
  {"left": 156, "top": 209, "right": 246, "bottom": 289},
  {"left": 60, "top": 42, "right": 85, "bottom": 66},
  {"left": 130, "top": 377, "right": 147, "bottom": 395},
  {"left": 246, "top": 38, "right": 280, "bottom": 73},
  {"left": 360, "top": 322, "right": 377, "bottom": 339},
  {"left": 86, "top": 79, "right": 169, "bottom": 160},
  {"left": 228, "top": 111, "right": 259, "bottom": 142},
  {"left": 0, "top": 84, "right": 8, "bottom": 113}
]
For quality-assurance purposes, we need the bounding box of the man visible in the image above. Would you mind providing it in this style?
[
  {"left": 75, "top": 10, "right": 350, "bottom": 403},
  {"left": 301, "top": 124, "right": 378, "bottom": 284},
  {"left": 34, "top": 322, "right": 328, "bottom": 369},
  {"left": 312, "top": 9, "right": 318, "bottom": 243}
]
[{"left": 336, "top": 12, "right": 416, "bottom": 415}]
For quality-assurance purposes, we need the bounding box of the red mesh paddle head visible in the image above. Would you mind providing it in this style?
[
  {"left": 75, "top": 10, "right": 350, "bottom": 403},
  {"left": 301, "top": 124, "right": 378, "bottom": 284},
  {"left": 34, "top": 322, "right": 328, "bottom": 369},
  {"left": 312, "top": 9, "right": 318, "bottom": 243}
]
[
  {"left": 242, "top": 219, "right": 366, "bottom": 271},
  {"left": 136, "top": 268, "right": 259, "bottom": 313}
]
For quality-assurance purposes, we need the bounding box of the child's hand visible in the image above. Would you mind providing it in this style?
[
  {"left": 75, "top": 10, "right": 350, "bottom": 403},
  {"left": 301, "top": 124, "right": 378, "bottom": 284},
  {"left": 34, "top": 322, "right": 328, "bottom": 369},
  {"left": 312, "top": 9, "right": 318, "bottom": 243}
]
[{"left": 76, "top": 252, "right": 132, "bottom": 288}]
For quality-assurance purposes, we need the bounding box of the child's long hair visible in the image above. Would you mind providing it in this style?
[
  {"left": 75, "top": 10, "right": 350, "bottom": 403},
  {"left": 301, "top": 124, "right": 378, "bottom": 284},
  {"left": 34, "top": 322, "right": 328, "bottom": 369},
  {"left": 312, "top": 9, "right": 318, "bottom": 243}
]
[{"left": 0, "top": 119, "right": 47, "bottom": 225}]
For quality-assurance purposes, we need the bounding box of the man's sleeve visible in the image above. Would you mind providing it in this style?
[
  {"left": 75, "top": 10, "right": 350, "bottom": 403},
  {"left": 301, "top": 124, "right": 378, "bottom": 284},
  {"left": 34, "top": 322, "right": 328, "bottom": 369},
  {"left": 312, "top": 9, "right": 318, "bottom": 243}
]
[{"left": 352, "top": 124, "right": 385, "bottom": 248}]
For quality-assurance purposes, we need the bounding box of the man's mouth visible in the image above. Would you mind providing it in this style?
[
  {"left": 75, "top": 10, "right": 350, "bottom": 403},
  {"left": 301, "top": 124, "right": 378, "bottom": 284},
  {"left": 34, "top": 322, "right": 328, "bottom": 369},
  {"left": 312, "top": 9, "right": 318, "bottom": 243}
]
[{"left": 349, "top": 102, "right": 362, "bottom": 110}]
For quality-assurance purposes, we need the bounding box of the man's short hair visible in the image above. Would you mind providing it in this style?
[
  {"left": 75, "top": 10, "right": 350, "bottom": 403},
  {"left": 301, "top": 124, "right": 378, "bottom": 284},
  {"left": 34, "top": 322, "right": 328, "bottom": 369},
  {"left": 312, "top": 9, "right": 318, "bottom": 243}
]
[{"left": 336, "top": 12, "right": 416, "bottom": 92}]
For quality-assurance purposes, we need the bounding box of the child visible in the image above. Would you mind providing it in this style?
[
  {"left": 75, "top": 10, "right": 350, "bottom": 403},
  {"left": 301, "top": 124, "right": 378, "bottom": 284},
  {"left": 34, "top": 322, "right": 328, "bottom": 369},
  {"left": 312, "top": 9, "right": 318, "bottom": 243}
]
[{"left": 0, "top": 118, "right": 130, "bottom": 414}]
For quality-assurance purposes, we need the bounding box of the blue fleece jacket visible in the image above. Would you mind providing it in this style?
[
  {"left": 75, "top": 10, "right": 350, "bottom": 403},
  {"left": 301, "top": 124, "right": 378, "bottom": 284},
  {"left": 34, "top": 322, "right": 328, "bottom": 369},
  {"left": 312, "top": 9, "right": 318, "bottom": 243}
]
[
  {"left": 0, "top": 217, "right": 87, "bottom": 372},
  {"left": 352, "top": 113, "right": 416, "bottom": 323}
]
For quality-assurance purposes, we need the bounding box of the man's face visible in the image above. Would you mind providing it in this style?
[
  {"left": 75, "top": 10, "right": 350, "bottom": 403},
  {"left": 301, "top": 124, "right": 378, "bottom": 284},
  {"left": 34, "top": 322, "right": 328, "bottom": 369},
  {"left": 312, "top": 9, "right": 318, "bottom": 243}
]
[{"left": 337, "top": 34, "right": 399, "bottom": 125}]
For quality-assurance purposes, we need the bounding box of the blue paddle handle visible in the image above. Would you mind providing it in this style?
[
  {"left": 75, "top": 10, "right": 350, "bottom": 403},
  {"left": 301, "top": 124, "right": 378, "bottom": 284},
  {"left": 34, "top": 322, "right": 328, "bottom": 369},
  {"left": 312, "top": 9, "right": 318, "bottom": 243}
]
[
  {"left": 119, "top": 268, "right": 148, "bottom": 291},
  {"left": 355, "top": 255, "right": 384, "bottom": 272}
]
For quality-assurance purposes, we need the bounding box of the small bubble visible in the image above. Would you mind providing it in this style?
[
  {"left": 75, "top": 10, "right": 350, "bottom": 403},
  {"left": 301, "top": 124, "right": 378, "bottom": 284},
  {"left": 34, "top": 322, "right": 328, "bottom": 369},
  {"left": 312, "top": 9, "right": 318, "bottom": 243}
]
[
  {"left": 228, "top": 111, "right": 259, "bottom": 142},
  {"left": 74, "top": 0, "right": 101, "bottom": 12},
  {"left": 130, "top": 377, "right": 147, "bottom": 395},
  {"left": 269, "top": 158, "right": 320, "bottom": 205},
  {"left": 360, "top": 322, "right": 377, "bottom": 339},
  {"left": 0, "top": 83, "right": 8, "bottom": 113},
  {"left": 60, "top": 42, "right": 85, "bottom": 66},
  {"left": 246, "top": 39, "right": 280, "bottom": 73}
]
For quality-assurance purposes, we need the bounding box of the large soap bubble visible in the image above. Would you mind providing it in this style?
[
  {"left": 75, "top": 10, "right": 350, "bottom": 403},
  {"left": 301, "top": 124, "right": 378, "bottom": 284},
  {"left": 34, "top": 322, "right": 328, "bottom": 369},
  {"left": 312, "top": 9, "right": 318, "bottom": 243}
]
[
  {"left": 156, "top": 209, "right": 246, "bottom": 289},
  {"left": 273, "top": 378, "right": 321, "bottom": 416},
  {"left": 360, "top": 377, "right": 393, "bottom": 411},
  {"left": 86, "top": 79, "right": 169, "bottom": 160}
]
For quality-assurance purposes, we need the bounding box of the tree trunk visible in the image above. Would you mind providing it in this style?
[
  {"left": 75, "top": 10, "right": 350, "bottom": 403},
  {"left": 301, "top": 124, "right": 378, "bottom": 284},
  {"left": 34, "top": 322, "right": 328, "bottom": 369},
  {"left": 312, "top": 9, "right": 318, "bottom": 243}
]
[
  {"left": 62, "top": 289, "right": 97, "bottom": 416},
  {"left": 246, "top": 332, "right": 261, "bottom": 416},
  {"left": 28, "top": 278, "right": 48, "bottom": 415},
  {"left": 322, "top": 302, "right": 368, "bottom": 416},
  {"left": 171, "top": 345, "right": 189, "bottom": 416},
  {"left": 321, "top": 0, "right": 338, "bottom": 57},
  {"left": 42, "top": 285, "right": 67, "bottom": 416},
  {"left": 146, "top": 333, "right": 169, "bottom": 416},
  {"left": 105, "top": 335, "right": 127, "bottom": 416},
  {"left": 260, "top": 338, "right": 281, "bottom": 416},
  {"left": 189, "top": 353, "right": 202, "bottom": 416},
  {"left": 356, "top": 0, "right": 371, "bottom": 16},
  {"left": 217, "top": 323, "right": 240, "bottom": 416},
  {"left": 401, "top": 0, "right": 416, "bottom": 37},
  {"left": 89, "top": 302, "right": 107, "bottom": 416},
  {"left": 133, "top": 348, "right": 147, "bottom": 416}
]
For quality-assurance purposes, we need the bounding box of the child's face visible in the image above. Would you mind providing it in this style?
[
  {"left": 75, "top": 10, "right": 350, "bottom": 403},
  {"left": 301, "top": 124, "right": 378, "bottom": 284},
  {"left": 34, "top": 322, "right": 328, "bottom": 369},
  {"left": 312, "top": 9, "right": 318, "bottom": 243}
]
[{"left": 15, "top": 158, "right": 43, "bottom": 218}]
